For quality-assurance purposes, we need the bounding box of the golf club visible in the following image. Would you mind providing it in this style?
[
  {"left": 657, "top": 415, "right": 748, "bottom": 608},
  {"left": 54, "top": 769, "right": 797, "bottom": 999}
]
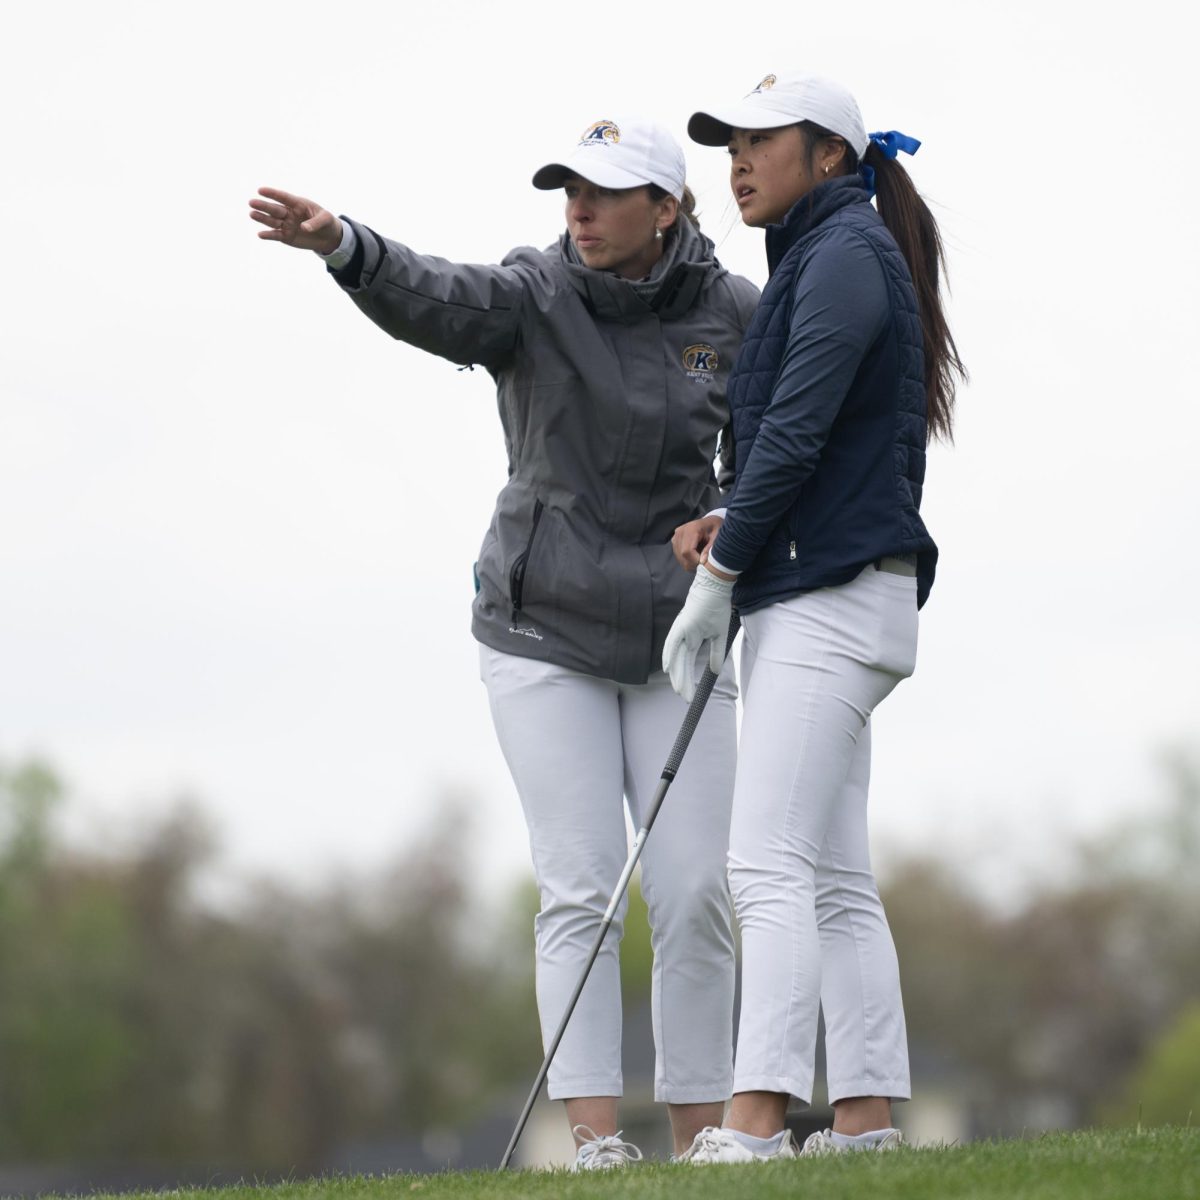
[{"left": 499, "top": 610, "right": 741, "bottom": 1170}]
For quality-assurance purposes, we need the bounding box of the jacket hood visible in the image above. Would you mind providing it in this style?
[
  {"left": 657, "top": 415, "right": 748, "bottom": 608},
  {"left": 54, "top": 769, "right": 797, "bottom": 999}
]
[{"left": 558, "top": 217, "right": 724, "bottom": 323}]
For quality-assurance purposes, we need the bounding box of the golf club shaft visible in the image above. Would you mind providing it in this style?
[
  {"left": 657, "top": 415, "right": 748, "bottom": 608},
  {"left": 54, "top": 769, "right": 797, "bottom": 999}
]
[{"left": 499, "top": 612, "right": 740, "bottom": 1170}]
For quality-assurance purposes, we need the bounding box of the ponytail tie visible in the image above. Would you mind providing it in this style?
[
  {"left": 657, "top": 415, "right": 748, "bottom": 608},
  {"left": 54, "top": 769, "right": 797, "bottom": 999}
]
[
  {"left": 860, "top": 130, "right": 921, "bottom": 198},
  {"left": 869, "top": 130, "right": 922, "bottom": 159}
]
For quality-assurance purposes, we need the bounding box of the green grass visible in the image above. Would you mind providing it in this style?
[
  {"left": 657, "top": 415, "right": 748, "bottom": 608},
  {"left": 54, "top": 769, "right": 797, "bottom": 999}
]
[{"left": 78, "top": 1128, "right": 1198, "bottom": 1200}]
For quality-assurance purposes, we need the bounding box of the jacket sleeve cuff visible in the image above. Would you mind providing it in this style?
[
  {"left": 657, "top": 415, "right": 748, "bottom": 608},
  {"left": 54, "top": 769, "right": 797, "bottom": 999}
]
[
  {"left": 317, "top": 219, "right": 357, "bottom": 270},
  {"left": 326, "top": 216, "right": 371, "bottom": 289},
  {"left": 708, "top": 526, "right": 753, "bottom": 574},
  {"left": 705, "top": 550, "right": 738, "bottom": 577}
]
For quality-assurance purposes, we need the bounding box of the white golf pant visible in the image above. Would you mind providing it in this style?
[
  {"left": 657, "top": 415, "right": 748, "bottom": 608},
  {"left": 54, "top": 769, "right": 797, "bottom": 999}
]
[
  {"left": 729, "top": 564, "right": 917, "bottom": 1105},
  {"left": 480, "top": 644, "right": 738, "bottom": 1103}
]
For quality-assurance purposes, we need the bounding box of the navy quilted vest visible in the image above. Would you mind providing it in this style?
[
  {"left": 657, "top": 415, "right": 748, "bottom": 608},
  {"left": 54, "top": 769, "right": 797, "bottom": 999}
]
[{"left": 724, "top": 176, "right": 937, "bottom": 610}]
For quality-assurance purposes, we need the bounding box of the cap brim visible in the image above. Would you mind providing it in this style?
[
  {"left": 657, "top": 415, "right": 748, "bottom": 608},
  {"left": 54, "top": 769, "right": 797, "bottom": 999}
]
[
  {"left": 531, "top": 155, "right": 654, "bottom": 192},
  {"left": 688, "top": 102, "right": 804, "bottom": 146}
]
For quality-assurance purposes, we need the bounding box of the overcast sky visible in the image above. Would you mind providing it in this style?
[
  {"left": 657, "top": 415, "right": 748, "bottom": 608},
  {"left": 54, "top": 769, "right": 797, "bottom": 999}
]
[{"left": 2, "top": 1, "right": 1196, "bottom": 904}]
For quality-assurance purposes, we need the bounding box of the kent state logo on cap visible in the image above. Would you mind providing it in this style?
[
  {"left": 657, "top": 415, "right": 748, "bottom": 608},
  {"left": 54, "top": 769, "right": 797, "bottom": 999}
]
[
  {"left": 530, "top": 115, "right": 687, "bottom": 200},
  {"left": 688, "top": 72, "right": 870, "bottom": 158},
  {"left": 682, "top": 343, "right": 719, "bottom": 382},
  {"left": 579, "top": 119, "right": 621, "bottom": 146}
]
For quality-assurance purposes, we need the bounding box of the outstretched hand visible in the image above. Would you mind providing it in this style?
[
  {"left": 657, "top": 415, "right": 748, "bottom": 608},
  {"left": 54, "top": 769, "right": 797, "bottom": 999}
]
[{"left": 249, "top": 187, "right": 342, "bottom": 255}]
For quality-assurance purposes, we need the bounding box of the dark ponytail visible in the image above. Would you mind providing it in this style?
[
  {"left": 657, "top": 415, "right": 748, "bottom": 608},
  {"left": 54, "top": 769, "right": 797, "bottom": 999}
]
[
  {"left": 862, "top": 142, "right": 963, "bottom": 442},
  {"left": 801, "top": 122, "right": 965, "bottom": 443}
]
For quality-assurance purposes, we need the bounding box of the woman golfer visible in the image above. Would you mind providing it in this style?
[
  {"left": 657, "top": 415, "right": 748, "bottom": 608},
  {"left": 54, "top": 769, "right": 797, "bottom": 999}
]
[
  {"left": 251, "top": 116, "right": 759, "bottom": 1167},
  {"left": 663, "top": 73, "right": 964, "bottom": 1163}
]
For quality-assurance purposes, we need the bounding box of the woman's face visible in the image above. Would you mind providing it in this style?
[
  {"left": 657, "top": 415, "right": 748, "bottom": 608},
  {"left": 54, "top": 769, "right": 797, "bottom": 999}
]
[
  {"left": 727, "top": 125, "right": 818, "bottom": 227},
  {"left": 563, "top": 178, "right": 676, "bottom": 280}
]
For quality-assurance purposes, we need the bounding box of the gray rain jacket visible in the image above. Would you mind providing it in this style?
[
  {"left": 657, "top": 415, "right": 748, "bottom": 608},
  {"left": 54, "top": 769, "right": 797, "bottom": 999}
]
[{"left": 331, "top": 218, "right": 759, "bottom": 683}]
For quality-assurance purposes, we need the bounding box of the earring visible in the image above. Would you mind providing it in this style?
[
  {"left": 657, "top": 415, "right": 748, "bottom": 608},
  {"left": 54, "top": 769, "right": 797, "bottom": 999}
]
[
  {"left": 655, "top": 228, "right": 663, "bottom": 240},
  {"left": 824, "top": 164, "right": 831, "bottom": 175}
]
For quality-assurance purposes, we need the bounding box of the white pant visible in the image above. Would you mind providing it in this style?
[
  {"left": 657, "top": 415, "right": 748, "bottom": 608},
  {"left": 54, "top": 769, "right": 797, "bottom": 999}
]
[
  {"left": 480, "top": 644, "right": 738, "bottom": 1103},
  {"left": 729, "top": 565, "right": 918, "bottom": 1104}
]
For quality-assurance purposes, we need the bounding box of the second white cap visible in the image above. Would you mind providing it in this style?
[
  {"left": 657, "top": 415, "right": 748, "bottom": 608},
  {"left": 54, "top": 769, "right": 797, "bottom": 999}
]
[{"left": 689, "top": 72, "right": 869, "bottom": 159}]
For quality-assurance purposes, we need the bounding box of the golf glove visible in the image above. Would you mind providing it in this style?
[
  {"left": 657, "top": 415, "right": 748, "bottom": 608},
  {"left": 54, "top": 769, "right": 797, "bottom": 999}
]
[{"left": 663, "top": 564, "right": 734, "bottom": 702}]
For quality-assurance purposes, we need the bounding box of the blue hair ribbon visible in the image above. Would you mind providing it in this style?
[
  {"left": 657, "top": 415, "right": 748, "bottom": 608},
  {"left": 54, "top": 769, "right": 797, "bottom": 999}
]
[{"left": 860, "top": 129, "right": 921, "bottom": 198}]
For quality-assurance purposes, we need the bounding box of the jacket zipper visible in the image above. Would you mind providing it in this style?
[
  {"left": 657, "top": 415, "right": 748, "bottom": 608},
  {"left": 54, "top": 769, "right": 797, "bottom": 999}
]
[
  {"left": 789, "top": 540, "right": 797, "bottom": 561},
  {"left": 509, "top": 499, "right": 545, "bottom": 623}
]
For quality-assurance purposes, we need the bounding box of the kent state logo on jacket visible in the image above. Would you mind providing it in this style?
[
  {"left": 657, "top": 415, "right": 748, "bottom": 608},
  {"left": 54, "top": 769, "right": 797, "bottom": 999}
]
[
  {"left": 682, "top": 343, "right": 720, "bottom": 383},
  {"left": 579, "top": 120, "right": 620, "bottom": 146}
]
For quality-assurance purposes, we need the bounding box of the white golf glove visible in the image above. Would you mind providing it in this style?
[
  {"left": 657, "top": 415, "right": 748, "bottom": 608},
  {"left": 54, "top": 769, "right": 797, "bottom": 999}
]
[{"left": 663, "top": 564, "right": 734, "bottom": 702}]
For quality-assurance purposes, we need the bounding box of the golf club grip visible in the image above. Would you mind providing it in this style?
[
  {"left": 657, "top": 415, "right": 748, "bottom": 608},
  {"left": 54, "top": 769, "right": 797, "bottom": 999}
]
[{"left": 663, "top": 610, "right": 740, "bottom": 780}]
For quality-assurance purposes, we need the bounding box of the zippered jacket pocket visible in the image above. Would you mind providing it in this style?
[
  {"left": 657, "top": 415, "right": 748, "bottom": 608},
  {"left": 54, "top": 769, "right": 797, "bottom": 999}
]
[{"left": 509, "top": 499, "right": 545, "bottom": 622}]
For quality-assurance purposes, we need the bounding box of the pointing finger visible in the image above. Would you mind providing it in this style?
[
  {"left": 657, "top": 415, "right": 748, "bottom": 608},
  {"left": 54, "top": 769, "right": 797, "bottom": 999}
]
[
  {"left": 249, "top": 198, "right": 291, "bottom": 220},
  {"left": 257, "top": 185, "right": 307, "bottom": 207}
]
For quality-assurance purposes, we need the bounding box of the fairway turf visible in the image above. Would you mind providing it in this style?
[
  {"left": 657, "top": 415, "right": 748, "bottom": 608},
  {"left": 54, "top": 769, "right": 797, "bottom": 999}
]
[{"left": 77, "top": 1128, "right": 1198, "bottom": 1200}]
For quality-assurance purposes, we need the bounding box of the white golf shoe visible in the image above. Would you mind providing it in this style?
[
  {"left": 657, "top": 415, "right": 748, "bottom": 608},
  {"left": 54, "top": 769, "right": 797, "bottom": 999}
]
[
  {"left": 569, "top": 1125, "right": 644, "bottom": 1171},
  {"left": 678, "top": 1125, "right": 797, "bottom": 1164},
  {"left": 800, "top": 1127, "right": 904, "bottom": 1156}
]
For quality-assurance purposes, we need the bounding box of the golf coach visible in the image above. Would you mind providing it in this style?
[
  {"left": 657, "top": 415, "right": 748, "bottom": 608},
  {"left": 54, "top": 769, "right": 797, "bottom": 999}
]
[{"left": 251, "top": 114, "right": 759, "bottom": 1167}]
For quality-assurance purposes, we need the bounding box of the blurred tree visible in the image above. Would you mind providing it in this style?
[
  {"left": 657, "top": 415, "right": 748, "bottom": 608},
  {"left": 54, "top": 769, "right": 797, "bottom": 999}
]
[
  {"left": 0, "top": 760, "right": 139, "bottom": 1159},
  {"left": 882, "top": 745, "right": 1200, "bottom": 1134},
  {"left": 292, "top": 801, "right": 541, "bottom": 1139},
  {"left": 1106, "top": 1002, "right": 1200, "bottom": 1127},
  {"left": 0, "top": 759, "right": 59, "bottom": 870},
  {"left": 883, "top": 859, "right": 1017, "bottom": 1090},
  {"left": 0, "top": 763, "right": 542, "bottom": 1172},
  {"left": 2, "top": 744, "right": 1196, "bottom": 1171}
]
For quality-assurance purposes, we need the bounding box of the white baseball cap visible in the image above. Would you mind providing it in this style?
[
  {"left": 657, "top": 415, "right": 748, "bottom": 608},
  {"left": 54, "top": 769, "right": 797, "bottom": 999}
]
[
  {"left": 689, "top": 72, "right": 869, "bottom": 159},
  {"left": 532, "top": 116, "right": 686, "bottom": 200}
]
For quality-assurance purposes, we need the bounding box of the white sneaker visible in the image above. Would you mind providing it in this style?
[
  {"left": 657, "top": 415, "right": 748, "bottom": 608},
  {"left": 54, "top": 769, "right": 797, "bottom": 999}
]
[
  {"left": 800, "top": 1127, "right": 904, "bottom": 1156},
  {"left": 569, "top": 1125, "right": 644, "bottom": 1171},
  {"left": 678, "top": 1125, "right": 797, "bottom": 1164}
]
